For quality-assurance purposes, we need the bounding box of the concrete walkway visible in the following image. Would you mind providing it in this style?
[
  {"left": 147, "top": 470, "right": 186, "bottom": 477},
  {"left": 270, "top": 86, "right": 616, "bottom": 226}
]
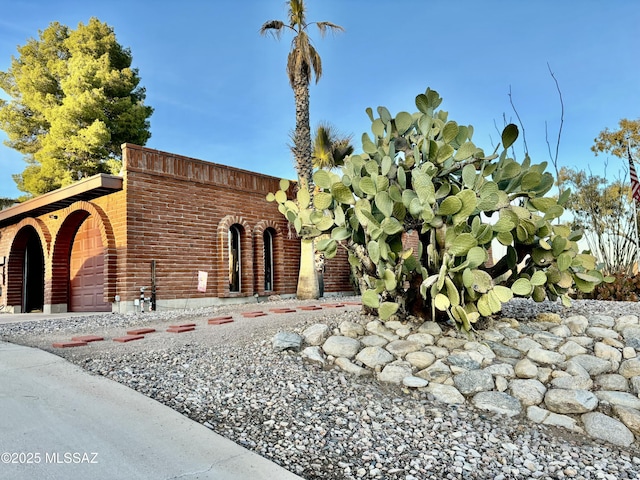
[{"left": 0, "top": 340, "right": 303, "bottom": 480}]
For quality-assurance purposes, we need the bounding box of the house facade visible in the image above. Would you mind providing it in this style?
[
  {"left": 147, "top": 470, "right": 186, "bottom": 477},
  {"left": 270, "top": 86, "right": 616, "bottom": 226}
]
[{"left": 0, "top": 144, "right": 352, "bottom": 314}]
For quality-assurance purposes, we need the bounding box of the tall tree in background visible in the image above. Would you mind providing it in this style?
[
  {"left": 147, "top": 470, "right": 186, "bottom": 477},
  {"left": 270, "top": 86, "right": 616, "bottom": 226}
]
[
  {"left": 261, "top": 0, "right": 343, "bottom": 299},
  {"left": 0, "top": 18, "right": 153, "bottom": 197},
  {"left": 592, "top": 118, "right": 640, "bottom": 158}
]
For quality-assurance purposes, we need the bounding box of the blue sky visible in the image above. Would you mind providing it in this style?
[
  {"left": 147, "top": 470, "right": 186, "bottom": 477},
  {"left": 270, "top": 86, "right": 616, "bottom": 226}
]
[{"left": 0, "top": 0, "right": 638, "bottom": 199}]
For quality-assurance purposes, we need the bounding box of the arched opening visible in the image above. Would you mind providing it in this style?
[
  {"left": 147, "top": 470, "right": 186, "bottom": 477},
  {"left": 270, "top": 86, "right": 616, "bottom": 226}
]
[
  {"left": 264, "top": 228, "right": 275, "bottom": 291},
  {"left": 228, "top": 225, "right": 241, "bottom": 292},
  {"left": 22, "top": 228, "right": 45, "bottom": 312}
]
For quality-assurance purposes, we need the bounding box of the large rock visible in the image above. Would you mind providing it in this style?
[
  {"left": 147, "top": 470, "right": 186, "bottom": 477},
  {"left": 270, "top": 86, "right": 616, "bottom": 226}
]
[
  {"left": 365, "top": 321, "right": 399, "bottom": 342},
  {"left": 550, "top": 375, "right": 593, "bottom": 390},
  {"left": 514, "top": 358, "right": 538, "bottom": 379},
  {"left": 570, "top": 354, "right": 613, "bottom": 376},
  {"left": 619, "top": 358, "right": 640, "bottom": 378},
  {"left": 484, "top": 341, "right": 521, "bottom": 359},
  {"left": 586, "top": 327, "right": 620, "bottom": 340},
  {"left": 405, "top": 333, "right": 435, "bottom": 346},
  {"left": 483, "top": 363, "right": 515, "bottom": 379},
  {"left": 581, "top": 412, "right": 634, "bottom": 447},
  {"left": 508, "top": 338, "right": 543, "bottom": 354},
  {"left": 356, "top": 346, "right": 394, "bottom": 369},
  {"left": 405, "top": 351, "right": 436, "bottom": 370},
  {"left": 588, "top": 314, "right": 615, "bottom": 328},
  {"left": 272, "top": 332, "right": 304, "bottom": 351},
  {"left": 594, "top": 342, "right": 622, "bottom": 363},
  {"left": 594, "top": 374, "right": 629, "bottom": 392},
  {"left": 378, "top": 363, "right": 412, "bottom": 384},
  {"left": 544, "top": 389, "right": 598, "bottom": 414},
  {"left": 453, "top": 370, "right": 494, "bottom": 395},
  {"left": 446, "top": 353, "right": 482, "bottom": 371},
  {"left": 302, "top": 324, "right": 330, "bottom": 346},
  {"left": 416, "top": 360, "right": 451, "bottom": 383},
  {"left": 563, "top": 315, "right": 589, "bottom": 335},
  {"left": 322, "top": 336, "right": 361, "bottom": 359},
  {"left": 301, "top": 346, "right": 326, "bottom": 365},
  {"left": 360, "top": 335, "right": 388, "bottom": 347},
  {"left": 532, "top": 331, "right": 564, "bottom": 350},
  {"left": 595, "top": 390, "right": 640, "bottom": 410},
  {"left": 613, "top": 405, "right": 640, "bottom": 436},
  {"left": 385, "top": 340, "right": 423, "bottom": 358},
  {"left": 403, "top": 376, "right": 429, "bottom": 388},
  {"left": 418, "top": 321, "right": 442, "bottom": 337},
  {"left": 471, "top": 392, "right": 522, "bottom": 417},
  {"left": 616, "top": 315, "right": 639, "bottom": 333},
  {"left": 339, "top": 321, "right": 365, "bottom": 338},
  {"left": 558, "top": 340, "right": 588, "bottom": 358},
  {"left": 526, "top": 406, "right": 583, "bottom": 433},
  {"left": 509, "top": 379, "right": 547, "bottom": 407},
  {"left": 425, "top": 383, "right": 465, "bottom": 404},
  {"left": 526, "top": 348, "right": 565, "bottom": 366},
  {"left": 335, "top": 357, "right": 371, "bottom": 377}
]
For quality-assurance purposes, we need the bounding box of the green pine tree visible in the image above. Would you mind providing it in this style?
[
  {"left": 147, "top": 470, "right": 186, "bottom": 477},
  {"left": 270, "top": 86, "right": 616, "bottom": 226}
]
[{"left": 0, "top": 18, "right": 153, "bottom": 196}]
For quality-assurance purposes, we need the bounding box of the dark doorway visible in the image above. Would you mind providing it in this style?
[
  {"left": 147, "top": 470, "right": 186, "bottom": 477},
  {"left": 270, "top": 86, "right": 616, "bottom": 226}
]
[
  {"left": 229, "top": 225, "right": 241, "bottom": 292},
  {"left": 23, "top": 230, "right": 44, "bottom": 313}
]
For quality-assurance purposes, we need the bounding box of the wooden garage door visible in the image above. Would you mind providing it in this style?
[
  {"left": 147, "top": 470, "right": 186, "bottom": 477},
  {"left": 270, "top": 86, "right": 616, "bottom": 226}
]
[{"left": 69, "top": 215, "right": 110, "bottom": 312}]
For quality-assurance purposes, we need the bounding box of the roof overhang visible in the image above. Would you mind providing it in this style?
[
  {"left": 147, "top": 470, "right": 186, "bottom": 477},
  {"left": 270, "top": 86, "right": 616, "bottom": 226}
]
[{"left": 0, "top": 174, "right": 123, "bottom": 228}]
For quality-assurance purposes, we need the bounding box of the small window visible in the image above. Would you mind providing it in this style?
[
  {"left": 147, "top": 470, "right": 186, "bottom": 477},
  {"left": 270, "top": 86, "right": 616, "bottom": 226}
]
[
  {"left": 264, "top": 229, "right": 274, "bottom": 291},
  {"left": 229, "top": 225, "right": 241, "bottom": 292}
]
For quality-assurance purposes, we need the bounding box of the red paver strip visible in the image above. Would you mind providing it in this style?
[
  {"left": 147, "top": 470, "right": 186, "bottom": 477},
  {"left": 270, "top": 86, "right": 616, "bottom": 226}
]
[
  {"left": 208, "top": 318, "right": 234, "bottom": 325},
  {"left": 113, "top": 335, "right": 145, "bottom": 343},
  {"left": 269, "top": 308, "right": 297, "bottom": 314},
  {"left": 241, "top": 311, "right": 268, "bottom": 318},
  {"left": 208, "top": 315, "right": 233, "bottom": 322},
  {"left": 169, "top": 323, "right": 196, "bottom": 328},
  {"left": 71, "top": 335, "right": 104, "bottom": 343},
  {"left": 167, "top": 326, "right": 196, "bottom": 333},
  {"left": 126, "top": 328, "right": 156, "bottom": 335},
  {"left": 322, "top": 303, "right": 345, "bottom": 308},
  {"left": 299, "top": 306, "right": 322, "bottom": 311},
  {"left": 343, "top": 301, "right": 362, "bottom": 306},
  {"left": 52, "top": 341, "right": 88, "bottom": 348}
]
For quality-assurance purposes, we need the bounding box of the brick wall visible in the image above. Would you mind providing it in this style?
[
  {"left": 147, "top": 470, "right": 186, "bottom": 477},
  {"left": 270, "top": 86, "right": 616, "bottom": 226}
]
[
  {"left": 120, "top": 144, "right": 305, "bottom": 305},
  {"left": 0, "top": 144, "right": 354, "bottom": 312}
]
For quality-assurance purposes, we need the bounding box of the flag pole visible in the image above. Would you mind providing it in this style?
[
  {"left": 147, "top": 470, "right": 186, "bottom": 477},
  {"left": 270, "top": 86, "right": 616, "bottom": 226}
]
[{"left": 628, "top": 141, "right": 640, "bottom": 273}]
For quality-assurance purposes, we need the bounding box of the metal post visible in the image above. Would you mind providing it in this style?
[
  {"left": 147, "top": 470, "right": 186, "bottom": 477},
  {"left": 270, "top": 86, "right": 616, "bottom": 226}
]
[{"left": 151, "top": 260, "right": 157, "bottom": 311}]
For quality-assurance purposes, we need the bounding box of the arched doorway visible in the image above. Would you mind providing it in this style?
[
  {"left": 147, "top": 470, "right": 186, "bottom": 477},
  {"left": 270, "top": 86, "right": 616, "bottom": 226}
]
[
  {"left": 69, "top": 215, "right": 110, "bottom": 312},
  {"left": 263, "top": 228, "right": 274, "bottom": 291},
  {"left": 22, "top": 228, "right": 45, "bottom": 312},
  {"left": 228, "top": 225, "right": 241, "bottom": 292}
]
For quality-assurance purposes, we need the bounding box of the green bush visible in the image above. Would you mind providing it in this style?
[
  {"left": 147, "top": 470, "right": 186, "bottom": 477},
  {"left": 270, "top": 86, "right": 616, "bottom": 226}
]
[{"left": 268, "top": 88, "right": 604, "bottom": 330}]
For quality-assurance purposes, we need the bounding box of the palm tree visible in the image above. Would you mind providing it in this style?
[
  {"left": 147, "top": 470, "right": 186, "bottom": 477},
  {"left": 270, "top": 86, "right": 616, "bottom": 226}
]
[
  {"left": 312, "top": 122, "right": 354, "bottom": 170},
  {"left": 261, "top": 1, "right": 343, "bottom": 299}
]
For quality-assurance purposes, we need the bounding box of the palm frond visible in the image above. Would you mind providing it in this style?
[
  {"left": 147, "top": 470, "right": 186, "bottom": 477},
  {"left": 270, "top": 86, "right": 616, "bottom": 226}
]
[
  {"left": 259, "top": 20, "right": 286, "bottom": 39},
  {"left": 316, "top": 21, "right": 344, "bottom": 37}
]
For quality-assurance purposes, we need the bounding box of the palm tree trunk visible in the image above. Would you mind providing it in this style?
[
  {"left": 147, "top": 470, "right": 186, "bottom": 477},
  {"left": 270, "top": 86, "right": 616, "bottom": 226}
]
[
  {"left": 292, "top": 72, "right": 318, "bottom": 299},
  {"left": 293, "top": 77, "right": 313, "bottom": 191},
  {"left": 297, "top": 237, "right": 319, "bottom": 299}
]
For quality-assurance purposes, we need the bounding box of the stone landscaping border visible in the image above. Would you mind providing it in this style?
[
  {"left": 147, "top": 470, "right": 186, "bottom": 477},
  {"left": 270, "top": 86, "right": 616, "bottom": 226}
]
[{"left": 273, "top": 311, "right": 640, "bottom": 449}]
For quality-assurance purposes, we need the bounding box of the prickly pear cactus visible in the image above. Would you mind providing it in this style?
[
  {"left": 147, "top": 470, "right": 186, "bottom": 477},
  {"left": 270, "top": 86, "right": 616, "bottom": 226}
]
[{"left": 268, "top": 88, "right": 604, "bottom": 329}]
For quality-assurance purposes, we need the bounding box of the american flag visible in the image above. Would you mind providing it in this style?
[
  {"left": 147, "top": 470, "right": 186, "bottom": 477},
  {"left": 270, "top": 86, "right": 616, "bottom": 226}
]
[{"left": 630, "top": 147, "right": 640, "bottom": 203}]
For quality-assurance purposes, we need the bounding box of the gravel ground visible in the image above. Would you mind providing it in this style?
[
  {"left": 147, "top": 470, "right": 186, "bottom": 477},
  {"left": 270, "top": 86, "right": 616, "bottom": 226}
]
[{"left": 2, "top": 297, "right": 640, "bottom": 480}]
